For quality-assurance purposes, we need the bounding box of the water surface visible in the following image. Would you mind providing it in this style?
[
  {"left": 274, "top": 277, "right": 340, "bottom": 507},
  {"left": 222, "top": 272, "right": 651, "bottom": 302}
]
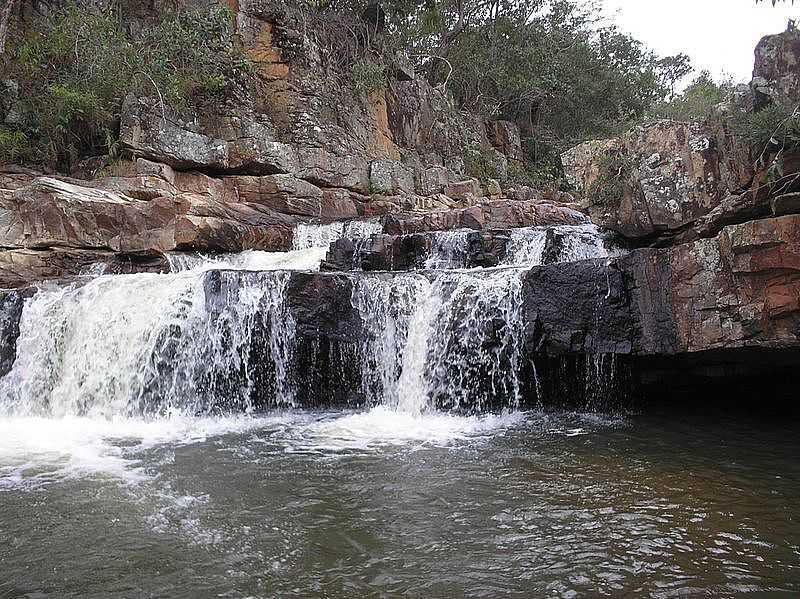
[{"left": 0, "top": 409, "right": 798, "bottom": 598}]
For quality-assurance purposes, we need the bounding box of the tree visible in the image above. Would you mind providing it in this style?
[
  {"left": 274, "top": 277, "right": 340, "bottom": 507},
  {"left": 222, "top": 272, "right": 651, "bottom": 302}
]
[{"left": 650, "top": 71, "right": 734, "bottom": 122}]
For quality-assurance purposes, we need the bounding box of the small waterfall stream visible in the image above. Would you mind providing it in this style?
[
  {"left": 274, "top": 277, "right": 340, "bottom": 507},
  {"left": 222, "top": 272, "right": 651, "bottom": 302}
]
[{"left": 0, "top": 220, "right": 620, "bottom": 421}]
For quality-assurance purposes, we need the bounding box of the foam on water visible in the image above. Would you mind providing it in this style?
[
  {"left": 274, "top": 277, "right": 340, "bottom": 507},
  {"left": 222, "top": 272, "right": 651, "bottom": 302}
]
[
  {"left": 301, "top": 406, "right": 526, "bottom": 451},
  {"left": 0, "top": 408, "right": 529, "bottom": 488},
  {"left": 0, "top": 413, "right": 298, "bottom": 489},
  {"left": 167, "top": 247, "right": 329, "bottom": 273}
]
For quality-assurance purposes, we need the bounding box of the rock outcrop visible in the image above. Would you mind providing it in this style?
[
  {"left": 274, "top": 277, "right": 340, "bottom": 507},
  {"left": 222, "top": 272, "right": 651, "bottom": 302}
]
[
  {"left": 562, "top": 30, "right": 800, "bottom": 245},
  {"left": 523, "top": 214, "right": 800, "bottom": 356}
]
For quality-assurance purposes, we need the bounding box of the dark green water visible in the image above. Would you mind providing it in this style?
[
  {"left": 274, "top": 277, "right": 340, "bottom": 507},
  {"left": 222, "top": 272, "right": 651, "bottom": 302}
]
[{"left": 0, "top": 409, "right": 798, "bottom": 598}]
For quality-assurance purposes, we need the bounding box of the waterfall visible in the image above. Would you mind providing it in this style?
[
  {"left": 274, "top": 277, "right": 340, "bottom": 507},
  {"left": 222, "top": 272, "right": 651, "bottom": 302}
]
[
  {"left": 350, "top": 268, "right": 525, "bottom": 414},
  {"left": 292, "top": 220, "right": 383, "bottom": 250},
  {"left": 166, "top": 247, "right": 329, "bottom": 273},
  {"left": 167, "top": 220, "right": 383, "bottom": 273},
  {"left": 0, "top": 270, "right": 296, "bottom": 419},
  {"left": 0, "top": 215, "right": 626, "bottom": 420},
  {"left": 424, "top": 230, "right": 472, "bottom": 269},
  {"left": 503, "top": 224, "right": 622, "bottom": 266}
]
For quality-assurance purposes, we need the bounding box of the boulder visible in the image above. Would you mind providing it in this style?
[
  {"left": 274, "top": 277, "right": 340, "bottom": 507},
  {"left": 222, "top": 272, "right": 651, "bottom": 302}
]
[
  {"left": 368, "top": 160, "right": 415, "bottom": 195},
  {"left": 120, "top": 96, "right": 298, "bottom": 174},
  {"left": 224, "top": 175, "right": 323, "bottom": 217},
  {"left": 751, "top": 30, "right": 800, "bottom": 110},
  {"left": 0, "top": 175, "right": 297, "bottom": 276},
  {"left": 444, "top": 178, "right": 482, "bottom": 201},
  {"left": 522, "top": 214, "right": 800, "bottom": 356},
  {"left": 0, "top": 248, "right": 168, "bottom": 289},
  {"left": 562, "top": 121, "right": 745, "bottom": 239},
  {"left": 417, "top": 166, "right": 454, "bottom": 196}
]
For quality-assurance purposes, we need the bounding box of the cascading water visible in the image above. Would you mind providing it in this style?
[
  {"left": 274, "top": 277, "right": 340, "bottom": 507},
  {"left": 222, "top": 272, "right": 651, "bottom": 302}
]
[
  {"left": 502, "top": 223, "right": 623, "bottom": 266},
  {"left": 0, "top": 219, "right": 622, "bottom": 421},
  {"left": 166, "top": 248, "right": 329, "bottom": 273},
  {"left": 292, "top": 220, "right": 383, "bottom": 250},
  {"left": 0, "top": 270, "right": 296, "bottom": 419},
  {"left": 384, "top": 223, "right": 622, "bottom": 271},
  {"left": 350, "top": 268, "right": 525, "bottom": 414},
  {"left": 423, "top": 230, "right": 472, "bottom": 269},
  {"left": 167, "top": 219, "right": 384, "bottom": 273}
]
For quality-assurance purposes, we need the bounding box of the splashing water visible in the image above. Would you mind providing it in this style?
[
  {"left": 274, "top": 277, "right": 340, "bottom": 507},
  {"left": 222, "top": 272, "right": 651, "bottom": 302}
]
[
  {"left": 167, "top": 220, "right": 383, "bottom": 272},
  {"left": 503, "top": 224, "right": 623, "bottom": 267},
  {"left": 292, "top": 220, "right": 383, "bottom": 250},
  {"left": 351, "top": 267, "right": 526, "bottom": 414},
  {"left": 424, "top": 230, "right": 472, "bottom": 269},
  {"left": 166, "top": 247, "right": 329, "bottom": 273},
  {"left": 0, "top": 270, "right": 296, "bottom": 419}
]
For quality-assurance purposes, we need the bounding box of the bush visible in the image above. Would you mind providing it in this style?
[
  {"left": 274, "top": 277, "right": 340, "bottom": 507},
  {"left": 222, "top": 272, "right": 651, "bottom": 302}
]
[
  {"left": 464, "top": 146, "right": 502, "bottom": 181},
  {"left": 732, "top": 103, "right": 800, "bottom": 189},
  {"left": 2, "top": 3, "right": 251, "bottom": 170},
  {"left": 650, "top": 71, "right": 733, "bottom": 122},
  {"left": 0, "top": 129, "right": 31, "bottom": 163},
  {"left": 352, "top": 60, "right": 386, "bottom": 93},
  {"left": 585, "top": 148, "right": 636, "bottom": 207}
]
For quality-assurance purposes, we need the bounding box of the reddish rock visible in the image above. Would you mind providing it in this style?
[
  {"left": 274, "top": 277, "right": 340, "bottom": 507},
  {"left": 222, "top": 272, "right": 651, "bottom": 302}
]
[
  {"left": 667, "top": 215, "right": 800, "bottom": 351},
  {"left": 382, "top": 199, "right": 588, "bottom": 235},
  {"left": 562, "top": 121, "right": 733, "bottom": 239},
  {"left": 224, "top": 174, "right": 323, "bottom": 217},
  {"left": 485, "top": 120, "right": 523, "bottom": 161},
  {"left": 444, "top": 178, "right": 482, "bottom": 201}
]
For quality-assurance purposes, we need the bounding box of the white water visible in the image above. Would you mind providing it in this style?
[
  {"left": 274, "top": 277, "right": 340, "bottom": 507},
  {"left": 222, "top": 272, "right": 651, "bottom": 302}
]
[
  {"left": 167, "top": 220, "right": 383, "bottom": 272},
  {"left": 292, "top": 220, "right": 382, "bottom": 250},
  {"left": 503, "top": 224, "right": 623, "bottom": 266},
  {"left": 0, "top": 218, "right": 619, "bottom": 489},
  {"left": 416, "top": 224, "right": 622, "bottom": 270},
  {"left": 424, "top": 230, "right": 472, "bottom": 269},
  {"left": 351, "top": 268, "right": 526, "bottom": 414},
  {"left": 0, "top": 270, "right": 295, "bottom": 419},
  {"left": 167, "top": 247, "right": 329, "bottom": 272}
]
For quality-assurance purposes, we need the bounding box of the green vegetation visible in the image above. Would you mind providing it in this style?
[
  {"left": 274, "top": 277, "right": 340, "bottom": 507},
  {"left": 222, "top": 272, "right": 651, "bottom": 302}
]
[
  {"left": 585, "top": 147, "right": 636, "bottom": 208},
  {"left": 304, "top": 0, "right": 694, "bottom": 186},
  {"left": 733, "top": 102, "right": 800, "bottom": 190},
  {"left": 651, "top": 71, "right": 735, "bottom": 122},
  {"left": 1, "top": 0, "right": 794, "bottom": 179},
  {"left": 464, "top": 146, "right": 503, "bottom": 181},
  {"left": 352, "top": 60, "right": 387, "bottom": 93},
  {"left": 0, "top": 3, "right": 251, "bottom": 170}
]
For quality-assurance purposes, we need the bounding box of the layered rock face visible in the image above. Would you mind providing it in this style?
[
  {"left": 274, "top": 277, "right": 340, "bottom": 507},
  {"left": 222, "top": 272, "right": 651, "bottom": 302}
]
[{"left": 2, "top": 0, "right": 542, "bottom": 286}]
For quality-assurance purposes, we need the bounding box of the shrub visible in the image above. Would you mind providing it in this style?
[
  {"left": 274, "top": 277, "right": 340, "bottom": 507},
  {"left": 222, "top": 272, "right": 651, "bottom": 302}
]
[
  {"left": 650, "top": 71, "right": 734, "bottom": 122},
  {"left": 352, "top": 60, "right": 386, "bottom": 94},
  {"left": 585, "top": 148, "right": 636, "bottom": 207},
  {"left": 464, "top": 146, "right": 502, "bottom": 181},
  {"left": 732, "top": 103, "right": 800, "bottom": 191},
  {"left": 0, "top": 129, "right": 32, "bottom": 163},
  {"left": 2, "top": 2, "right": 251, "bottom": 170}
]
